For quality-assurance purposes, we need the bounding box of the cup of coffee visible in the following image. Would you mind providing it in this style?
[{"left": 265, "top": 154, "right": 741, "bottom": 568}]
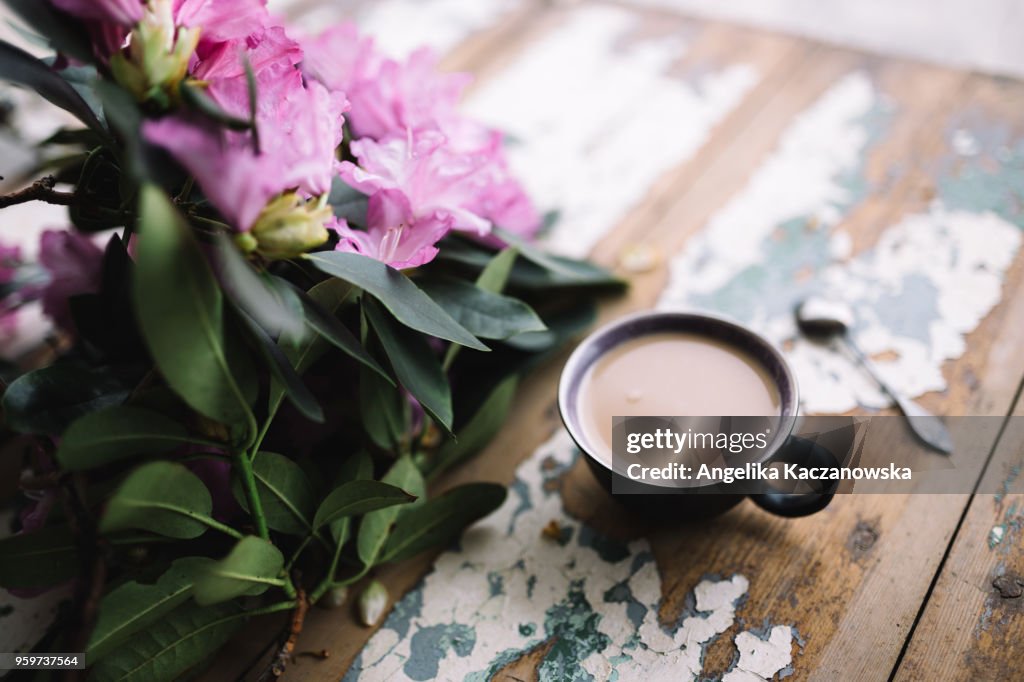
[{"left": 558, "top": 310, "right": 842, "bottom": 519}]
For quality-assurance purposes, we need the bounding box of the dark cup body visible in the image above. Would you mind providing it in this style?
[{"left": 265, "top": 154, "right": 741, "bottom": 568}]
[{"left": 559, "top": 311, "right": 838, "bottom": 520}]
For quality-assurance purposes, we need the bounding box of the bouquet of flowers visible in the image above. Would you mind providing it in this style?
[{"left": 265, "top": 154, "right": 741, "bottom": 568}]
[{"left": 0, "top": 0, "right": 621, "bottom": 677}]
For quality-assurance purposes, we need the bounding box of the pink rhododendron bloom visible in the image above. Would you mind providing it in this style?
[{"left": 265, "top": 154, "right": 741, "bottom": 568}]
[
  {"left": 334, "top": 189, "right": 452, "bottom": 269},
  {"left": 299, "top": 22, "right": 379, "bottom": 97},
  {"left": 145, "top": 66, "right": 346, "bottom": 231},
  {"left": 339, "top": 132, "right": 493, "bottom": 236},
  {"left": 342, "top": 48, "right": 470, "bottom": 142},
  {"left": 38, "top": 230, "right": 103, "bottom": 332}
]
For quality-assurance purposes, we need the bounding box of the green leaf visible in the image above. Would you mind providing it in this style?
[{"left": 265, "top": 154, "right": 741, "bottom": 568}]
[
  {"left": 1, "top": 361, "right": 139, "bottom": 434},
  {"left": 311, "top": 480, "right": 416, "bottom": 533},
  {"left": 437, "top": 238, "right": 624, "bottom": 291},
  {"left": 357, "top": 456, "right": 425, "bottom": 568},
  {"left": 359, "top": 355, "right": 407, "bottom": 451},
  {"left": 418, "top": 276, "right": 546, "bottom": 340},
  {"left": 364, "top": 298, "right": 453, "bottom": 432},
  {"left": 289, "top": 277, "right": 392, "bottom": 383},
  {"left": 305, "top": 252, "right": 487, "bottom": 350},
  {"left": 237, "top": 308, "right": 323, "bottom": 424},
  {"left": 180, "top": 81, "right": 251, "bottom": 130},
  {"left": 0, "top": 38, "right": 106, "bottom": 137},
  {"left": 380, "top": 483, "right": 506, "bottom": 564},
  {"left": 88, "top": 599, "right": 244, "bottom": 682},
  {"left": 0, "top": 526, "right": 79, "bottom": 589},
  {"left": 56, "top": 406, "right": 202, "bottom": 471},
  {"left": 475, "top": 247, "right": 519, "bottom": 293},
  {"left": 87, "top": 557, "right": 212, "bottom": 664},
  {"left": 134, "top": 185, "right": 256, "bottom": 443},
  {"left": 4, "top": 0, "right": 94, "bottom": 63},
  {"left": 231, "top": 452, "right": 316, "bottom": 536},
  {"left": 504, "top": 296, "right": 598, "bottom": 352},
  {"left": 100, "top": 461, "right": 215, "bottom": 539},
  {"left": 192, "top": 536, "right": 284, "bottom": 605},
  {"left": 327, "top": 176, "right": 368, "bottom": 224},
  {"left": 431, "top": 375, "right": 518, "bottom": 480},
  {"left": 214, "top": 234, "right": 305, "bottom": 342},
  {"left": 69, "top": 147, "right": 126, "bottom": 232}
]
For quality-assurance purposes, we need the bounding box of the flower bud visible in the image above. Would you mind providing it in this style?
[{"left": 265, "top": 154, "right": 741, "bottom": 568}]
[
  {"left": 240, "top": 193, "right": 333, "bottom": 260},
  {"left": 358, "top": 579, "right": 388, "bottom": 627},
  {"left": 320, "top": 585, "right": 349, "bottom": 610},
  {"left": 111, "top": 0, "right": 199, "bottom": 103}
]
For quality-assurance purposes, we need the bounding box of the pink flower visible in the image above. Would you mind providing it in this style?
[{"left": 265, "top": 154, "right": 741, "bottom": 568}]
[
  {"left": 174, "top": 0, "right": 271, "bottom": 46},
  {"left": 346, "top": 48, "right": 469, "bottom": 142},
  {"left": 145, "top": 67, "right": 346, "bottom": 231},
  {"left": 38, "top": 230, "right": 103, "bottom": 332},
  {"left": 339, "top": 132, "right": 493, "bottom": 236},
  {"left": 334, "top": 189, "right": 452, "bottom": 269},
  {"left": 50, "top": 0, "right": 143, "bottom": 27},
  {"left": 299, "top": 22, "right": 379, "bottom": 96}
]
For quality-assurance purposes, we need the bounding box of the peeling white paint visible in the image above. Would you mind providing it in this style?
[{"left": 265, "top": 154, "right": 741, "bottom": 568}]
[
  {"left": 464, "top": 5, "right": 758, "bottom": 259},
  {"left": 723, "top": 626, "right": 795, "bottom": 681},
  {"left": 659, "top": 71, "right": 1022, "bottom": 413},
  {"left": 349, "top": 432, "right": 791, "bottom": 681}
]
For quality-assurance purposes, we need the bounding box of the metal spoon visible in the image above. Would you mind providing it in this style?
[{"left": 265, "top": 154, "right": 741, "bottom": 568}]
[{"left": 795, "top": 296, "right": 953, "bottom": 454}]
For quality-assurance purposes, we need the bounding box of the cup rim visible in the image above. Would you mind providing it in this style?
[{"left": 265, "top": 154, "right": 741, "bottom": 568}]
[{"left": 557, "top": 309, "right": 800, "bottom": 477}]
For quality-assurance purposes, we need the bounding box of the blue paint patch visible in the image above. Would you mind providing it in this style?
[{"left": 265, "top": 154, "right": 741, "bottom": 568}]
[
  {"left": 506, "top": 479, "right": 533, "bottom": 534},
  {"left": 873, "top": 273, "right": 939, "bottom": 344},
  {"left": 576, "top": 525, "right": 631, "bottom": 563},
  {"left": 537, "top": 580, "right": 611, "bottom": 681},
  {"left": 404, "top": 623, "right": 477, "bottom": 681},
  {"left": 487, "top": 572, "right": 505, "bottom": 598},
  {"left": 938, "top": 114, "right": 1024, "bottom": 228}
]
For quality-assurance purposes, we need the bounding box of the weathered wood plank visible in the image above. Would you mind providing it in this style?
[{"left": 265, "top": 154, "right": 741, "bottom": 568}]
[{"left": 889, "top": 74, "right": 1024, "bottom": 682}]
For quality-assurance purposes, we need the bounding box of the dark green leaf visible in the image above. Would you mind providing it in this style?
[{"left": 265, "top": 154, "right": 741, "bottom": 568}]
[
  {"left": 437, "top": 237, "right": 624, "bottom": 291},
  {"left": 357, "top": 456, "right": 425, "bottom": 568},
  {"left": 56, "top": 406, "right": 205, "bottom": 471},
  {"left": 180, "top": 81, "right": 251, "bottom": 130},
  {"left": 312, "top": 480, "right": 416, "bottom": 533},
  {"left": 214, "top": 234, "right": 305, "bottom": 342},
  {"left": 359, "top": 359, "right": 406, "bottom": 450},
  {"left": 418, "top": 276, "right": 545, "bottom": 340},
  {"left": 432, "top": 375, "right": 518, "bottom": 480},
  {"left": 380, "top": 483, "right": 506, "bottom": 564},
  {"left": 4, "top": 0, "right": 94, "bottom": 63},
  {"left": 305, "top": 252, "right": 487, "bottom": 350},
  {"left": 134, "top": 185, "right": 256, "bottom": 443},
  {"left": 88, "top": 599, "right": 244, "bottom": 682},
  {"left": 100, "top": 461, "right": 215, "bottom": 539},
  {"left": 327, "top": 176, "right": 368, "bottom": 224},
  {"left": 0, "top": 526, "right": 78, "bottom": 589},
  {"left": 192, "top": 536, "right": 284, "bottom": 605},
  {"left": 231, "top": 452, "right": 316, "bottom": 536},
  {"left": 237, "top": 308, "right": 323, "bottom": 423},
  {"left": 69, "top": 147, "right": 126, "bottom": 232},
  {"left": 0, "top": 38, "right": 105, "bottom": 136},
  {"left": 87, "top": 557, "right": 212, "bottom": 664},
  {"left": 504, "top": 296, "right": 597, "bottom": 352},
  {"left": 364, "top": 298, "right": 453, "bottom": 432},
  {"left": 286, "top": 277, "right": 391, "bottom": 383},
  {"left": 1, "top": 361, "right": 140, "bottom": 434}
]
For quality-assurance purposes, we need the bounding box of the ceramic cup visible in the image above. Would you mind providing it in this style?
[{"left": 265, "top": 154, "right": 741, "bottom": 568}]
[{"left": 558, "top": 310, "right": 845, "bottom": 519}]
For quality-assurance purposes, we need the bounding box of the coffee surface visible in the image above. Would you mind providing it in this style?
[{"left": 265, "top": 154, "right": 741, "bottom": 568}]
[{"left": 578, "top": 332, "right": 781, "bottom": 457}]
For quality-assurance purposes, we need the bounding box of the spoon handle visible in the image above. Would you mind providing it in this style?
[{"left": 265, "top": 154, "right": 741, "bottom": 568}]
[{"left": 841, "top": 338, "right": 954, "bottom": 455}]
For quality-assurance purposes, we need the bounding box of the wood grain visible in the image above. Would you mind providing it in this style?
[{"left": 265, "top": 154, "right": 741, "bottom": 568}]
[{"left": 202, "top": 3, "right": 1024, "bottom": 680}]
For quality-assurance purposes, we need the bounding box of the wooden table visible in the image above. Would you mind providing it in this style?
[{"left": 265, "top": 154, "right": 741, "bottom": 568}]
[{"left": 211, "top": 1, "right": 1024, "bottom": 679}]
